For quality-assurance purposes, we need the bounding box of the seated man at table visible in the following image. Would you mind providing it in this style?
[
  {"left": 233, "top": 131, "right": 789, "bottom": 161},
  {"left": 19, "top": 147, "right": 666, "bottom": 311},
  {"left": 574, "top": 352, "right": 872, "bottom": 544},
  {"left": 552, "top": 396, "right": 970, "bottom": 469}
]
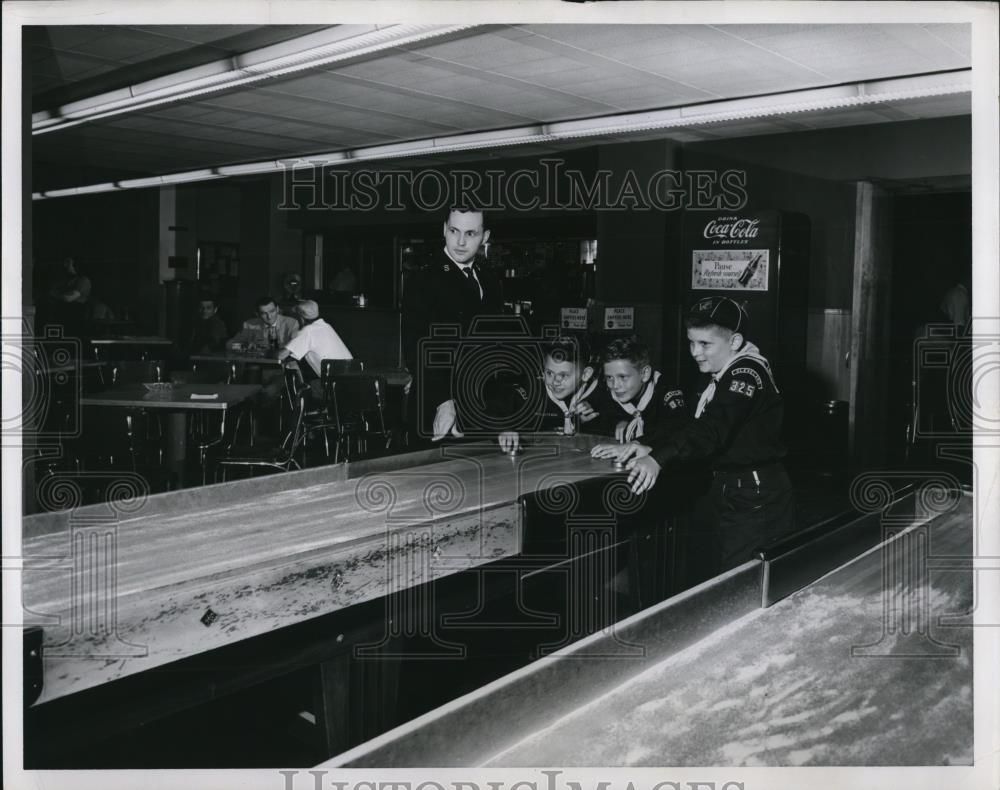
[
  {"left": 227, "top": 295, "right": 298, "bottom": 352},
  {"left": 277, "top": 300, "right": 353, "bottom": 398},
  {"left": 188, "top": 296, "right": 228, "bottom": 354}
]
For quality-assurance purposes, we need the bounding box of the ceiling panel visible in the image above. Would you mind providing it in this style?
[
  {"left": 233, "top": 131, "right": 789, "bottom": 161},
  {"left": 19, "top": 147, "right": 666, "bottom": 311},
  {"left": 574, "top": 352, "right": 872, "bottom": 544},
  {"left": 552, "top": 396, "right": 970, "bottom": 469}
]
[
  {"left": 28, "top": 24, "right": 330, "bottom": 108},
  {"left": 29, "top": 22, "right": 973, "bottom": 193}
]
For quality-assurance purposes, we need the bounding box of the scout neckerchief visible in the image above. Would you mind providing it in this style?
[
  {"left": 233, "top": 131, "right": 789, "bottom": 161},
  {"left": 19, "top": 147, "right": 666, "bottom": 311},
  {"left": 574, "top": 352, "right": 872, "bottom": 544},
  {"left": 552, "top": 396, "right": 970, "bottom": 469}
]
[
  {"left": 618, "top": 370, "right": 661, "bottom": 441},
  {"left": 545, "top": 374, "right": 598, "bottom": 435},
  {"left": 694, "top": 342, "right": 777, "bottom": 418}
]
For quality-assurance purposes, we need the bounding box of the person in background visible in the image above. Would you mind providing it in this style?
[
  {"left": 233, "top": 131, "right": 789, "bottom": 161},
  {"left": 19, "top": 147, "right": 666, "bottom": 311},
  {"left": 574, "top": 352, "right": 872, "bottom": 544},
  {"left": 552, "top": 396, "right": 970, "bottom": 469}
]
[
  {"left": 402, "top": 205, "right": 503, "bottom": 443},
  {"left": 227, "top": 295, "right": 298, "bottom": 351},
  {"left": 277, "top": 300, "right": 352, "bottom": 398},
  {"left": 594, "top": 296, "right": 795, "bottom": 573},
  {"left": 330, "top": 263, "right": 358, "bottom": 300},
  {"left": 588, "top": 335, "right": 687, "bottom": 442},
  {"left": 189, "top": 296, "right": 228, "bottom": 354},
  {"left": 938, "top": 273, "right": 971, "bottom": 332},
  {"left": 497, "top": 336, "right": 600, "bottom": 453},
  {"left": 48, "top": 256, "right": 92, "bottom": 307},
  {"left": 86, "top": 298, "right": 116, "bottom": 322}
]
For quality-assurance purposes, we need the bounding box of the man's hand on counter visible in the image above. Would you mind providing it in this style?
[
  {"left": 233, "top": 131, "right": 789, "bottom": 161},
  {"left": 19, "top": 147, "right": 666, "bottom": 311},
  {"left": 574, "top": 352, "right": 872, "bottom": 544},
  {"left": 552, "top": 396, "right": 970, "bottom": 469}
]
[{"left": 432, "top": 399, "right": 465, "bottom": 441}]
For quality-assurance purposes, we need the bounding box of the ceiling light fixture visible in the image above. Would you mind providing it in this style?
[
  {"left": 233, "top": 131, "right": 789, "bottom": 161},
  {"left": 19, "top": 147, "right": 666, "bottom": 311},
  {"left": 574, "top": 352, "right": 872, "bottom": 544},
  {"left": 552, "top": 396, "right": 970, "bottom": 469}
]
[
  {"left": 32, "top": 70, "right": 970, "bottom": 200},
  {"left": 33, "top": 24, "right": 478, "bottom": 135}
]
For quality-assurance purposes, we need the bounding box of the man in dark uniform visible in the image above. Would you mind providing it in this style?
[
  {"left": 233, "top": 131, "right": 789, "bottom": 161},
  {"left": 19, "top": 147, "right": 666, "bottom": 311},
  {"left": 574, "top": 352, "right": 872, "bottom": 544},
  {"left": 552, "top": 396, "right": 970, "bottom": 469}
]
[
  {"left": 593, "top": 296, "right": 795, "bottom": 571},
  {"left": 402, "top": 206, "right": 503, "bottom": 442}
]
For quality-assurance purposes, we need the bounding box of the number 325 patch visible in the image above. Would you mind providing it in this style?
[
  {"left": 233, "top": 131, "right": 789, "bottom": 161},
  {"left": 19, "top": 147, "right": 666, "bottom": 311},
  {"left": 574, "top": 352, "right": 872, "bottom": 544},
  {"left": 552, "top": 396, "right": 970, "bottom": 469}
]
[{"left": 729, "top": 380, "right": 756, "bottom": 398}]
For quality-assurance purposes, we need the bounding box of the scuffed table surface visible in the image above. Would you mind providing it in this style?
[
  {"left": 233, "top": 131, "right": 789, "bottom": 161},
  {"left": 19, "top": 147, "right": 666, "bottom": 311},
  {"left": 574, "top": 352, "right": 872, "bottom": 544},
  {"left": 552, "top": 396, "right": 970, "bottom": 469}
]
[
  {"left": 23, "top": 439, "right": 625, "bottom": 703},
  {"left": 483, "top": 494, "right": 973, "bottom": 767}
]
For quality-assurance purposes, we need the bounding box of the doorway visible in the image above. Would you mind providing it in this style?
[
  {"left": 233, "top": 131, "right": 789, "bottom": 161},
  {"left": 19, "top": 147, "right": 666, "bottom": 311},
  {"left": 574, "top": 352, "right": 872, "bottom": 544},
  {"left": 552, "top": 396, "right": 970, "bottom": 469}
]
[{"left": 887, "top": 191, "right": 972, "bottom": 470}]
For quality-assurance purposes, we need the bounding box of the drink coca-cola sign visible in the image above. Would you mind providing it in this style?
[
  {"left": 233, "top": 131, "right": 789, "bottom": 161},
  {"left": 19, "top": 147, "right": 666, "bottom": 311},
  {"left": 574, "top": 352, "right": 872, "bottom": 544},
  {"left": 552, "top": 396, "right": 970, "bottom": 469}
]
[{"left": 703, "top": 216, "right": 760, "bottom": 240}]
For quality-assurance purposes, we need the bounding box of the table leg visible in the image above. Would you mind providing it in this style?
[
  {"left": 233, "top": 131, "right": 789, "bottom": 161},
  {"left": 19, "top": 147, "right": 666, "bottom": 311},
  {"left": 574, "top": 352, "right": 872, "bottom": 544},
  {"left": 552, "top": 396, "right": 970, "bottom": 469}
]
[{"left": 164, "top": 412, "right": 188, "bottom": 487}]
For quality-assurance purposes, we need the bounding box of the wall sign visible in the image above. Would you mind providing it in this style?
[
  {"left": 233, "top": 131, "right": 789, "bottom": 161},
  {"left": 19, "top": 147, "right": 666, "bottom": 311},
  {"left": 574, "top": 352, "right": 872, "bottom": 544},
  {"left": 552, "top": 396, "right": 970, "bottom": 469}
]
[
  {"left": 604, "top": 306, "right": 634, "bottom": 330},
  {"left": 560, "top": 307, "right": 588, "bottom": 330},
  {"left": 691, "top": 249, "right": 769, "bottom": 291}
]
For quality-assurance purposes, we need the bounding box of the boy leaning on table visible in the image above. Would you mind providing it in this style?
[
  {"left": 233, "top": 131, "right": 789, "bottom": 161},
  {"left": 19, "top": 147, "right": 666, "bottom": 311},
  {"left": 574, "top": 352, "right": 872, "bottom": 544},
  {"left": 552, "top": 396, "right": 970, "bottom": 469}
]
[
  {"left": 592, "top": 296, "right": 795, "bottom": 572},
  {"left": 497, "top": 336, "right": 601, "bottom": 452},
  {"left": 587, "top": 334, "right": 687, "bottom": 443}
]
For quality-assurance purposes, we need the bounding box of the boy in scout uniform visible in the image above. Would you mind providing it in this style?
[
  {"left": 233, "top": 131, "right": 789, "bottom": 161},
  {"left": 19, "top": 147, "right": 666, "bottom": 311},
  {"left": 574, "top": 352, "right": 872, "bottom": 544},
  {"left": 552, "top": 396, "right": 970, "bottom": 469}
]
[
  {"left": 497, "top": 336, "right": 600, "bottom": 452},
  {"left": 593, "top": 297, "right": 795, "bottom": 572},
  {"left": 588, "top": 335, "right": 687, "bottom": 442}
]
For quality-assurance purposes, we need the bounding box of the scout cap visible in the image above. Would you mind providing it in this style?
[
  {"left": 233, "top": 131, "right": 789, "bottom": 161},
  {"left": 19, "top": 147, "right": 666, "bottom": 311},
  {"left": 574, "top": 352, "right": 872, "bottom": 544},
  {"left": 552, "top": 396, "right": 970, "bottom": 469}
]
[
  {"left": 296, "top": 300, "right": 320, "bottom": 320},
  {"left": 684, "top": 296, "right": 748, "bottom": 333}
]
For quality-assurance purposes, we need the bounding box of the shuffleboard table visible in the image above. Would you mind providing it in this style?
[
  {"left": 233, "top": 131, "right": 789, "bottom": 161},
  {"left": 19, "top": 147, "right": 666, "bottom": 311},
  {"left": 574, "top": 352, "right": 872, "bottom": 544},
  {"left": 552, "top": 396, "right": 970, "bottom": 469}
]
[
  {"left": 23, "top": 436, "right": 669, "bottom": 765},
  {"left": 323, "top": 482, "right": 975, "bottom": 768}
]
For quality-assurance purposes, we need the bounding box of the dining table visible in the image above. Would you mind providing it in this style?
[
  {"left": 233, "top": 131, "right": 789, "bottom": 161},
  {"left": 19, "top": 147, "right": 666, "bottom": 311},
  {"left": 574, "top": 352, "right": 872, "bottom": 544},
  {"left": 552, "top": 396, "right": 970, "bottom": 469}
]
[
  {"left": 90, "top": 336, "right": 174, "bottom": 362},
  {"left": 79, "top": 383, "right": 261, "bottom": 485},
  {"left": 190, "top": 352, "right": 412, "bottom": 387}
]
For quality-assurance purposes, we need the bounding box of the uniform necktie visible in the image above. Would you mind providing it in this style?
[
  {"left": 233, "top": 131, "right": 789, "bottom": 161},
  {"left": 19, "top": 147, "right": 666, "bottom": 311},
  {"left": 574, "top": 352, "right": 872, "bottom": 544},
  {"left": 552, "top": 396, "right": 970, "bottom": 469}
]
[
  {"left": 461, "top": 265, "right": 482, "bottom": 299},
  {"left": 618, "top": 371, "right": 660, "bottom": 441},
  {"left": 545, "top": 377, "right": 598, "bottom": 435},
  {"left": 695, "top": 379, "right": 717, "bottom": 419}
]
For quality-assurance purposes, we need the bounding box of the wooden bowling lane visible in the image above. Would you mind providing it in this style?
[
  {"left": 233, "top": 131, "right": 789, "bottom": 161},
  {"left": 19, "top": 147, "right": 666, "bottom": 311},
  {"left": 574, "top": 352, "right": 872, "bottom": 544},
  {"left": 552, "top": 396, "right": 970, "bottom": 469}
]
[
  {"left": 23, "top": 440, "right": 618, "bottom": 608},
  {"left": 483, "top": 492, "right": 973, "bottom": 766},
  {"left": 22, "top": 437, "right": 625, "bottom": 703},
  {"left": 322, "top": 489, "right": 973, "bottom": 768}
]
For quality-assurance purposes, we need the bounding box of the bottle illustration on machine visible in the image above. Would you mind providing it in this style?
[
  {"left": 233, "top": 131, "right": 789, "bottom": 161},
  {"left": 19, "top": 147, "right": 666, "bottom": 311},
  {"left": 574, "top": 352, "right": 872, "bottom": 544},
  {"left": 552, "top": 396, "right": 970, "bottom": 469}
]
[{"left": 737, "top": 253, "right": 763, "bottom": 287}]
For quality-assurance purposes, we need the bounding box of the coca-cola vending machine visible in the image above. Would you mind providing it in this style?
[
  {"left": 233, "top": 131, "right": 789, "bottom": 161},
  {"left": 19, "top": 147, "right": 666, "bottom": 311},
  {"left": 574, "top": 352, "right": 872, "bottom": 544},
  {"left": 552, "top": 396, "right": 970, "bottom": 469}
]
[{"left": 678, "top": 209, "right": 810, "bottom": 416}]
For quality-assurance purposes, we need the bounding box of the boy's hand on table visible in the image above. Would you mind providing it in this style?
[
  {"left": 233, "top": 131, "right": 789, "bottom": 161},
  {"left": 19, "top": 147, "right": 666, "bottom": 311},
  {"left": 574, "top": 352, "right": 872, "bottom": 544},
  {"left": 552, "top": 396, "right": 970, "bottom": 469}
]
[
  {"left": 590, "top": 441, "right": 650, "bottom": 462},
  {"left": 613, "top": 420, "right": 629, "bottom": 442},
  {"left": 498, "top": 431, "right": 521, "bottom": 452},
  {"left": 626, "top": 456, "right": 661, "bottom": 494},
  {"left": 590, "top": 442, "right": 621, "bottom": 459}
]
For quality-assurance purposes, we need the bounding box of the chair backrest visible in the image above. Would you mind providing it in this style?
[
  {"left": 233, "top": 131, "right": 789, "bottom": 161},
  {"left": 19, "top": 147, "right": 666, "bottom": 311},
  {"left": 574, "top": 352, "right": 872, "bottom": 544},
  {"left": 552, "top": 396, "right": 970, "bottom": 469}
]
[
  {"left": 326, "top": 373, "right": 387, "bottom": 434},
  {"left": 112, "top": 360, "right": 164, "bottom": 386},
  {"left": 184, "top": 360, "right": 236, "bottom": 385},
  {"left": 321, "top": 358, "right": 364, "bottom": 382},
  {"left": 282, "top": 368, "right": 309, "bottom": 460}
]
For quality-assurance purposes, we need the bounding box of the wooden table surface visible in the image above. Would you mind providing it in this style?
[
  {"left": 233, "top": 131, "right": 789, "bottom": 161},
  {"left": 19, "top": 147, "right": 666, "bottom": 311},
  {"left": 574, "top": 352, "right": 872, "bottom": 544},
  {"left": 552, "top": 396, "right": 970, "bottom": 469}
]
[
  {"left": 79, "top": 383, "right": 260, "bottom": 410},
  {"left": 22, "top": 437, "right": 626, "bottom": 703},
  {"left": 90, "top": 336, "right": 173, "bottom": 345},
  {"left": 326, "top": 491, "right": 973, "bottom": 768},
  {"left": 191, "top": 351, "right": 283, "bottom": 366}
]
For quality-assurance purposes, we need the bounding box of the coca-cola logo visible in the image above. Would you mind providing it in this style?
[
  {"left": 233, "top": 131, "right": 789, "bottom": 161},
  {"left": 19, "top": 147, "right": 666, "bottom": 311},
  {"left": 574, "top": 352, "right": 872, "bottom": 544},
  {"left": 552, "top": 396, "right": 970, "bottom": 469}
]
[{"left": 703, "top": 217, "right": 760, "bottom": 240}]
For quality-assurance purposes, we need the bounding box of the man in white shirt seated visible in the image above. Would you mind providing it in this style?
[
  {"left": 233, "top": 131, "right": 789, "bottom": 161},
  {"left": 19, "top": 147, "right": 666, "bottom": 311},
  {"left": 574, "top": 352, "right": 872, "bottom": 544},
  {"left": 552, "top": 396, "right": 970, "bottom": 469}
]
[{"left": 278, "top": 300, "right": 353, "bottom": 397}]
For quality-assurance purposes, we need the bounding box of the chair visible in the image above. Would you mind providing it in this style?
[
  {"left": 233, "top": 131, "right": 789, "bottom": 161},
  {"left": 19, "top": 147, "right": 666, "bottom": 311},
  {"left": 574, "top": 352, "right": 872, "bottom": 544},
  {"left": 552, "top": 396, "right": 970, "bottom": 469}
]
[
  {"left": 295, "top": 359, "right": 368, "bottom": 462},
  {"left": 324, "top": 372, "right": 391, "bottom": 462},
  {"left": 322, "top": 358, "right": 364, "bottom": 376},
  {"left": 110, "top": 360, "right": 166, "bottom": 445},
  {"left": 179, "top": 360, "right": 236, "bottom": 385},
  {"left": 110, "top": 360, "right": 165, "bottom": 386},
  {"left": 72, "top": 407, "right": 155, "bottom": 471},
  {"left": 172, "top": 362, "right": 238, "bottom": 459},
  {"left": 214, "top": 370, "right": 306, "bottom": 481}
]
